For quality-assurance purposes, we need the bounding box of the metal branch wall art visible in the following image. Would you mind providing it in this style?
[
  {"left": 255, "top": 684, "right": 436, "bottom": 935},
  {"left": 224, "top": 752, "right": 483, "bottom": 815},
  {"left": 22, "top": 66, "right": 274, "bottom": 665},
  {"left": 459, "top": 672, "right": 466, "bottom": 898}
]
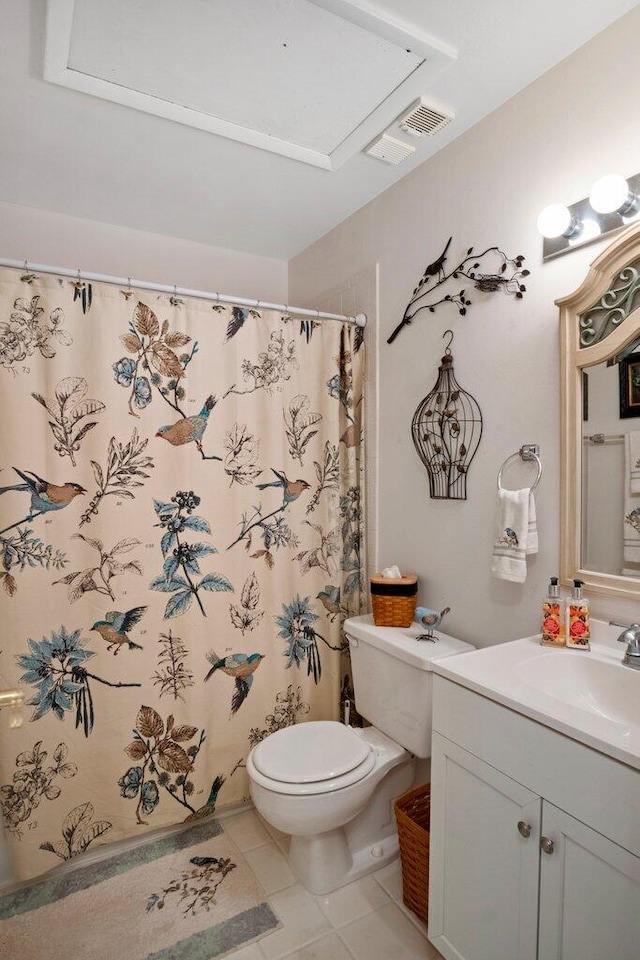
[
  {"left": 411, "top": 331, "right": 483, "bottom": 500},
  {"left": 388, "top": 238, "right": 529, "bottom": 344}
]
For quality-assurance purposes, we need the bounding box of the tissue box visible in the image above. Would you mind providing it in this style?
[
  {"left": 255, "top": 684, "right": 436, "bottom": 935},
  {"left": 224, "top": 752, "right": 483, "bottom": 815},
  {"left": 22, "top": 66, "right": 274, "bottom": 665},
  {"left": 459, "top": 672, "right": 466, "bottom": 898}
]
[{"left": 370, "top": 573, "right": 418, "bottom": 627}]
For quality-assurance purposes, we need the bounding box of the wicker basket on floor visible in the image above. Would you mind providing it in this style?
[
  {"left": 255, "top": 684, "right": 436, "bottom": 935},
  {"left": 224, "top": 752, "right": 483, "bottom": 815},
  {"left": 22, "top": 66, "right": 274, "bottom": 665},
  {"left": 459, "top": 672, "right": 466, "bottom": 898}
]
[{"left": 394, "top": 783, "right": 431, "bottom": 922}]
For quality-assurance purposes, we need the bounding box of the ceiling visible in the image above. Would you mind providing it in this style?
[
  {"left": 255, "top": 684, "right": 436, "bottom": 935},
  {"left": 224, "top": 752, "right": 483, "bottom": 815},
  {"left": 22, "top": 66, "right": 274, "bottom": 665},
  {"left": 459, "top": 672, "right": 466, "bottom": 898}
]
[{"left": 1, "top": 0, "right": 638, "bottom": 260}]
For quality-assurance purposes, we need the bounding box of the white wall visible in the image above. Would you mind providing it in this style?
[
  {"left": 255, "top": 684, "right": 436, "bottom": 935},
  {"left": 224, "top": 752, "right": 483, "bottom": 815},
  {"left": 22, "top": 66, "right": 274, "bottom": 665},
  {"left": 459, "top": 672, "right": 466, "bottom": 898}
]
[
  {"left": 0, "top": 200, "right": 288, "bottom": 302},
  {"left": 289, "top": 7, "right": 640, "bottom": 646}
]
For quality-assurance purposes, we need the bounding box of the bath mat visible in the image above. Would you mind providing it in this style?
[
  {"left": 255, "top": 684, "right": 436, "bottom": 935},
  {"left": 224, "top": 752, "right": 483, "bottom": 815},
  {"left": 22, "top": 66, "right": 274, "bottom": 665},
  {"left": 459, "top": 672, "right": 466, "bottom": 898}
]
[{"left": 0, "top": 817, "right": 280, "bottom": 960}]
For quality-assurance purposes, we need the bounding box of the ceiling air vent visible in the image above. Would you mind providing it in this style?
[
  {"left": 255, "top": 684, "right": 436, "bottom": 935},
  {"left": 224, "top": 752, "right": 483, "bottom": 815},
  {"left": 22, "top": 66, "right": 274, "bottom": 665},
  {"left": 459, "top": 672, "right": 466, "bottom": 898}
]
[
  {"left": 399, "top": 98, "right": 454, "bottom": 137},
  {"left": 365, "top": 133, "right": 416, "bottom": 165}
]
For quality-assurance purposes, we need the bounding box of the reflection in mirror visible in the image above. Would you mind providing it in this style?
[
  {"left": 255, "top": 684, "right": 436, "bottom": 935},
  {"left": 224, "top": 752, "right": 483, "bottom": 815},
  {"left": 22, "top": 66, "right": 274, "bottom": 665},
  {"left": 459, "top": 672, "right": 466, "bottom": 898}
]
[
  {"left": 559, "top": 221, "right": 640, "bottom": 601},
  {"left": 581, "top": 354, "right": 640, "bottom": 577}
]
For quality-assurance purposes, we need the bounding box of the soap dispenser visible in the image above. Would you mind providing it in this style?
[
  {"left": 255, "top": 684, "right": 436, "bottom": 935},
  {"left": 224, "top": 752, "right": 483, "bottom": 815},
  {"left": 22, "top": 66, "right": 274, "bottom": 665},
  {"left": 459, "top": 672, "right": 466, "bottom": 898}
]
[
  {"left": 565, "top": 579, "right": 590, "bottom": 650},
  {"left": 541, "top": 577, "right": 564, "bottom": 646}
]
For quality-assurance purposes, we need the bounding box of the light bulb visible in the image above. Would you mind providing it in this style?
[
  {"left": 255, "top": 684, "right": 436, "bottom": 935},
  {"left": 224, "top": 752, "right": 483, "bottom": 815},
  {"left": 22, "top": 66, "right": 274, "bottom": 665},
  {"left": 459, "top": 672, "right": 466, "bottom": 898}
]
[
  {"left": 589, "top": 174, "right": 637, "bottom": 215},
  {"left": 536, "top": 204, "right": 580, "bottom": 239},
  {"left": 569, "top": 218, "right": 600, "bottom": 246}
]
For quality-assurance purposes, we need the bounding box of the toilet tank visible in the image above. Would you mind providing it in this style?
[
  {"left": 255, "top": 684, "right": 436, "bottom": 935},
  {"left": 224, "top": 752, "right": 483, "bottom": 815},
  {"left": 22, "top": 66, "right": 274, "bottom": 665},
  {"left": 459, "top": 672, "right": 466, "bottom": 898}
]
[{"left": 345, "top": 615, "right": 474, "bottom": 758}]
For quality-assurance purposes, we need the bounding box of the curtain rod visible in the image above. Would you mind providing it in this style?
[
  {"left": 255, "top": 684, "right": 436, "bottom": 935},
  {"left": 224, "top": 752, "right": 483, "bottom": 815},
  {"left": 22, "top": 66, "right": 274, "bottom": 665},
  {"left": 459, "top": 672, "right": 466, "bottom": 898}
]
[{"left": 0, "top": 257, "right": 367, "bottom": 329}]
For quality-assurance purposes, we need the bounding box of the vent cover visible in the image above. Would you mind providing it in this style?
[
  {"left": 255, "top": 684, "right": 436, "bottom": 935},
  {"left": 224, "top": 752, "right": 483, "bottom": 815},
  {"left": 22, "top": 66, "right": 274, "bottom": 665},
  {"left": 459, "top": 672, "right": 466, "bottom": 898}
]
[
  {"left": 400, "top": 98, "right": 454, "bottom": 137},
  {"left": 365, "top": 133, "right": 416, "bottom": 165}
]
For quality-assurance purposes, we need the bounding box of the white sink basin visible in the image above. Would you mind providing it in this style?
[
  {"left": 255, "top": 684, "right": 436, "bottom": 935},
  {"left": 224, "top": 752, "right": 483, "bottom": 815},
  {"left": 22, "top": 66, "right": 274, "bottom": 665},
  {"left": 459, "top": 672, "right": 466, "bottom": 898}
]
[
  {"left": 516, "top": 653, "right": 639, "bottom": 729},
  {"left": 431, "top": 621, "right": 640, "bottom": 768}
]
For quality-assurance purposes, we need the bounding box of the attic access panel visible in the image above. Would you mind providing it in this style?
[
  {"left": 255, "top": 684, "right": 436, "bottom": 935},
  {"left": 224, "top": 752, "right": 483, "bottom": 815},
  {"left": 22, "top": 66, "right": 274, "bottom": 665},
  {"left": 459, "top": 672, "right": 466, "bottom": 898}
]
[{"left": 44, "top": 0, "right": 456, "bottom": 170}]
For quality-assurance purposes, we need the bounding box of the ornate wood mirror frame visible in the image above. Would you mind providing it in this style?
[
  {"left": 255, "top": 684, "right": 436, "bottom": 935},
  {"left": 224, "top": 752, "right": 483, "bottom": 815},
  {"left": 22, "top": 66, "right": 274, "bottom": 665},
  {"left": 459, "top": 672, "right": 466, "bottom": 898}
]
[{"left": 558, "top": 222, "right": 640, "bottom": 599}]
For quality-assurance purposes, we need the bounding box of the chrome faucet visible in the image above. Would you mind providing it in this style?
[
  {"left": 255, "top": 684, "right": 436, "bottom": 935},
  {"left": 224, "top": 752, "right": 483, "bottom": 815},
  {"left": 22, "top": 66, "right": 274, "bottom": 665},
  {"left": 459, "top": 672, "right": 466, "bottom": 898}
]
[{"left": 609, "top": 621, "right": 640, "bottom": 670}]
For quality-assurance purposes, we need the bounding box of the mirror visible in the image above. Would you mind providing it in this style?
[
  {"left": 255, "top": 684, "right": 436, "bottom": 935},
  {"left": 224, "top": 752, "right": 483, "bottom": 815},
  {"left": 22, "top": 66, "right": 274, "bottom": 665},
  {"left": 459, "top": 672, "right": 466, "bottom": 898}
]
[{"left": 559, "top": 222, "right": 640, "bottom": 600}]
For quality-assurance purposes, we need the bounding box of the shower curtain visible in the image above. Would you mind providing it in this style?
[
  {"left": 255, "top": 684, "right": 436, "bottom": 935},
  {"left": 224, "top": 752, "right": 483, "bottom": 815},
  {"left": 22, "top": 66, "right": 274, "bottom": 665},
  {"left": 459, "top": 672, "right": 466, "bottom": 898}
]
[{"left": 0, "top": 267, "right": 365, "bottom": 882}]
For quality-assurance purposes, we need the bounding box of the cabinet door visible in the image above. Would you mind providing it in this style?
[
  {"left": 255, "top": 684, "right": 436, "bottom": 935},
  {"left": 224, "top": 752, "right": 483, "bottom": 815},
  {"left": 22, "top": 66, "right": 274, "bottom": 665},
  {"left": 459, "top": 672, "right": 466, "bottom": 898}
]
[
  {"left": 428, "top": 733, "right": 540, "bottom": 960},
  {"left": 538, "top": 801, "right": 640, "bottom": 960}
]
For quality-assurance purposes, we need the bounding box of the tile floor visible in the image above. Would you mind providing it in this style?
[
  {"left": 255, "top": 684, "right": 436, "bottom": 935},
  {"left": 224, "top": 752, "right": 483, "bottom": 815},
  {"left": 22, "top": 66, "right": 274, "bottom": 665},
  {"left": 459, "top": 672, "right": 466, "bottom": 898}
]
[{"left": 221, "top": 808, "right": 444, "bottom": 960}]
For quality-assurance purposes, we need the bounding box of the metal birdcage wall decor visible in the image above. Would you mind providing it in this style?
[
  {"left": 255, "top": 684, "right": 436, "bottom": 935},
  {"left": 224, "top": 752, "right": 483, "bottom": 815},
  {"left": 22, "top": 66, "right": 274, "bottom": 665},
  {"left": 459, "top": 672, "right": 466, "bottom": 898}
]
[{"left": 411, "top": 331, "right": 483, "bottom": 500}]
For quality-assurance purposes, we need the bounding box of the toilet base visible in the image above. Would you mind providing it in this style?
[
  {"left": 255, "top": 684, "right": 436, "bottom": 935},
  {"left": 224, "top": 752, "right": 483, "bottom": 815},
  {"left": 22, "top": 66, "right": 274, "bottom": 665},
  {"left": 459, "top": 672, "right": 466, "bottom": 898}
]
[
  {"left": 286, "top": 748, "right": 415, "bottom": 895},
  {"left": 288, "top": 826, "right": 400, "bottom": 895}
]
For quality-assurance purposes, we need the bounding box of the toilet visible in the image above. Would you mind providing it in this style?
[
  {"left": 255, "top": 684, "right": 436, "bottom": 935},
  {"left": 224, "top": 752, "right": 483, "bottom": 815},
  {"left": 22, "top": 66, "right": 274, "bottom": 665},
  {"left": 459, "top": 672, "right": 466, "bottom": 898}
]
[{"left": 247, "top": 614, "right": 473, "bottom": 894}]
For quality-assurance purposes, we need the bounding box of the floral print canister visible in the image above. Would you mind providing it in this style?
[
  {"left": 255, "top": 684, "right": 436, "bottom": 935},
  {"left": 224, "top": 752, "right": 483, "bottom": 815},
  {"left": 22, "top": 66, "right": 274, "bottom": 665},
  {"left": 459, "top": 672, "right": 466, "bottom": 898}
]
[
  {"left": 565, "top": 579, "right": 591, "bottom": 650},
  {"left": 540, "top": 576, "right": 565, "bottom": 647}
]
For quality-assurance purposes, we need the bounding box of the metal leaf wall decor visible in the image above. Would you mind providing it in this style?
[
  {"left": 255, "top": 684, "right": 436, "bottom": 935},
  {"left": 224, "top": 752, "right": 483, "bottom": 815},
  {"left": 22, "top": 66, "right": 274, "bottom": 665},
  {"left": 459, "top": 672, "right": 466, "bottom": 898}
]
[
  {"left": 388, "top": 238, "right": 529, "bottom": 344},
  {"left": 411, "top": 332, "right": 483, "bottom": 500}
]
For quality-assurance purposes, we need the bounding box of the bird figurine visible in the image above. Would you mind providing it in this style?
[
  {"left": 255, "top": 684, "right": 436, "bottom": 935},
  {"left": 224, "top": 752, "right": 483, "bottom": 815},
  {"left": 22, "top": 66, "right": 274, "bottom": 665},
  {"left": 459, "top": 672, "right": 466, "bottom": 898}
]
[
  {"left": 90, "top": 606, "right": 147, "bottom": 654},
  {"left": 317, "top": 585, "right": 341, "bottom": 621},
  {"left": 505, "top": 527, "right": 519, "bottom": 545},
  {"left": 256, "top": 469, "right": 310, "bottom": 507},
  {"left": 183, "top": 774, "right": 226, "bottom": 823},
  {"left": 0, "top": 468, "right": 85, "bottom": 533},
  {"left": 423, "top": 236, "right": 452, "bottom": 282},
  {"left": 415, "top": 605, "right": 451, "bottom": 640},
  {"left": 156, "top": 395, "right": 217, "bottom": 454},
  {"left": 204, "top": 650, "right": 265, "bottom": 715}
]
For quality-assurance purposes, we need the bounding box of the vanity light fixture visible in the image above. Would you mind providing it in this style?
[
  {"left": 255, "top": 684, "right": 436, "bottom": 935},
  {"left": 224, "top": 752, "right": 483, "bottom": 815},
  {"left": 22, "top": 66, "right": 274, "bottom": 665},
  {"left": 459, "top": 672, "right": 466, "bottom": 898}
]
[{"left": 538, "top": 171, "right": 640, "bottom": 260}]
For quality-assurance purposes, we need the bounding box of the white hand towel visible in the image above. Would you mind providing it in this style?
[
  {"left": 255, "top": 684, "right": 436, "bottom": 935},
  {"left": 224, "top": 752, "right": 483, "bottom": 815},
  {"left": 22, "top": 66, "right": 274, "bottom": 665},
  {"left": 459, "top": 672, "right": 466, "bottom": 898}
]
[
  {"left": 626, "top": 432, "right": 640, "bottom": 495},
  {"left": 623, "top": 508, "right": 640, "bottom": 574},
  {"left": 491, "top": 488, "right": 530, "bottom": 583},
  {"left": 527, "top": 492, "right": 538, "bottom": 556},
  {"left": 623, "top": 434, "right": 640, "bottom": 574}
]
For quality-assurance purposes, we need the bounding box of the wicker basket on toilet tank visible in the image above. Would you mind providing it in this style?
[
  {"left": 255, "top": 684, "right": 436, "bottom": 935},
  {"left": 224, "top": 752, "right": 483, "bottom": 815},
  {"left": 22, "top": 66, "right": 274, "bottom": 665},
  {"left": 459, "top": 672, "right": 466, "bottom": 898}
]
[{"left": 370, "top": 574, "right": 418, "bottom": 627}]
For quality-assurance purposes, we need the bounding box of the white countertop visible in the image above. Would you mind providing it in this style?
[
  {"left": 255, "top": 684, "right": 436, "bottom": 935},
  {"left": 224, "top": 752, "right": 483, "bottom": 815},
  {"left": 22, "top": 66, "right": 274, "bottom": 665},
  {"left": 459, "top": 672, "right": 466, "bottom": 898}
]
[{"left": 431, "top": 620, "right": 640, "bottom": 770}]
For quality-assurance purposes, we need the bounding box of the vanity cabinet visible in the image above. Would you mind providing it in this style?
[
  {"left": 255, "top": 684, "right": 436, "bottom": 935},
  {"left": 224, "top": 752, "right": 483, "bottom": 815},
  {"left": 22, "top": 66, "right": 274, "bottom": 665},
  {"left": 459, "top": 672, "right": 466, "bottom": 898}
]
[
  {"left": 428, "top": 677, "right": 640, "bottom": 960},
  {"left": 537, "top": 802, "right": 639, "bottom": 959}
]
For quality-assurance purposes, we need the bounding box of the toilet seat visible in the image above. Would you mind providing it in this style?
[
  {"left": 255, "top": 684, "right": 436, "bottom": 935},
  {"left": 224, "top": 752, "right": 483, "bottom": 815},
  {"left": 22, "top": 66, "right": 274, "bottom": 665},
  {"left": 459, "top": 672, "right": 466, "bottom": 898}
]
[{"left": 247, "top": 721, "right": 377, "bottom": 796}]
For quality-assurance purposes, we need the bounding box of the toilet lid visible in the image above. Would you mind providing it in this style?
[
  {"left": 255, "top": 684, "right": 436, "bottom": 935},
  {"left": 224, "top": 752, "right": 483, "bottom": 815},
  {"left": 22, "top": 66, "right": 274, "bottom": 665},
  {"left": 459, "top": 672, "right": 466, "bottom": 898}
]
[{"left": 251, "top": 721, "right": 371, "bottom": 784}]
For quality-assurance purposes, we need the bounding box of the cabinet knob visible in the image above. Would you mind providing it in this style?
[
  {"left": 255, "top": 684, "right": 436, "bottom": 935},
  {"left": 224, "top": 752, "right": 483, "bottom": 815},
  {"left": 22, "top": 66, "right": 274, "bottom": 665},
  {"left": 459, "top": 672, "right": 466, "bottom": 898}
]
[
  {"left": 517, "top": 820, "right": 531, "bottom": 838},
  {"left": 540, "top": 836, "right": 555, "bottom": 855}
]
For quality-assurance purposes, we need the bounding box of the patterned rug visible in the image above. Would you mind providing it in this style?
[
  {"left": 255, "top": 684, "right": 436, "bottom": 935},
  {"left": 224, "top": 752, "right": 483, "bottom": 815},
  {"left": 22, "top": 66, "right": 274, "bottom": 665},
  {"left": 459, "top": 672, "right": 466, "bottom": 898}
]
[{"left": 0, "top": 818, "right": 280, "bottom": 959}]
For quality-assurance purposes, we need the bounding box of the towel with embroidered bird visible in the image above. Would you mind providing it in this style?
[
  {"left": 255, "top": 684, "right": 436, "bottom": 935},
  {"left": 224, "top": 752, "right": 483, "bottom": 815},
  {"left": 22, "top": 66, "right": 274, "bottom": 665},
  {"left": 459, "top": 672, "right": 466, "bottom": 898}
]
[{"left": 491, "top": 487, "right": 537, "bottom": 583}]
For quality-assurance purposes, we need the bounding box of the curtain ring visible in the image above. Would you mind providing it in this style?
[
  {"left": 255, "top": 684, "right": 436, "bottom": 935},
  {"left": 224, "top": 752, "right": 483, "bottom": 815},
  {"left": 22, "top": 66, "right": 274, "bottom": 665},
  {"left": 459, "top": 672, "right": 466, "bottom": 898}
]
[
  {"left": 256, "top": 300, "right": 261, "bottom": 310},
  {"left": 23, "top": 259, "right": 28, "bottom": 273},
  {"left": 316, "top": 309, "right": 321, "bottom": 320},
  {"left": 127, "top": 277, "right": 132, "bottom": 293},
  {"left": 77, "top": 268, "right": 81, "bottom": 282}
]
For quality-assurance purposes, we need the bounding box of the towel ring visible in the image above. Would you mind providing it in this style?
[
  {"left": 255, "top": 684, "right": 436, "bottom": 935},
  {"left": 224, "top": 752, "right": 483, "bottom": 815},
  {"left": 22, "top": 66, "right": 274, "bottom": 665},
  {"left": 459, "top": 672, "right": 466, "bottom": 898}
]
[{"left": 497, "top": 447, "right": 543, "bottom": 492}]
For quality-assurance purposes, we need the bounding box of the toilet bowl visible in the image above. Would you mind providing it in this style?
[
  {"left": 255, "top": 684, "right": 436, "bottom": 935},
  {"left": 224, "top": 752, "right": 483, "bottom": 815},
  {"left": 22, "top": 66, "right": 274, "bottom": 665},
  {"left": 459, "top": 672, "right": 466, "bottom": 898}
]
[{"left": 247, "top": 615, "right": 474, "bottom": 894}]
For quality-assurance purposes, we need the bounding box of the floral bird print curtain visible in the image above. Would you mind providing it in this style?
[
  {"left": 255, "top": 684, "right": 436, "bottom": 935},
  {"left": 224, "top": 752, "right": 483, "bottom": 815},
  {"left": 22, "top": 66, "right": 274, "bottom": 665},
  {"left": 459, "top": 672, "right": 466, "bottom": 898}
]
[{"left": 0, "top": 269, "right": 365, "bottom": 881}]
